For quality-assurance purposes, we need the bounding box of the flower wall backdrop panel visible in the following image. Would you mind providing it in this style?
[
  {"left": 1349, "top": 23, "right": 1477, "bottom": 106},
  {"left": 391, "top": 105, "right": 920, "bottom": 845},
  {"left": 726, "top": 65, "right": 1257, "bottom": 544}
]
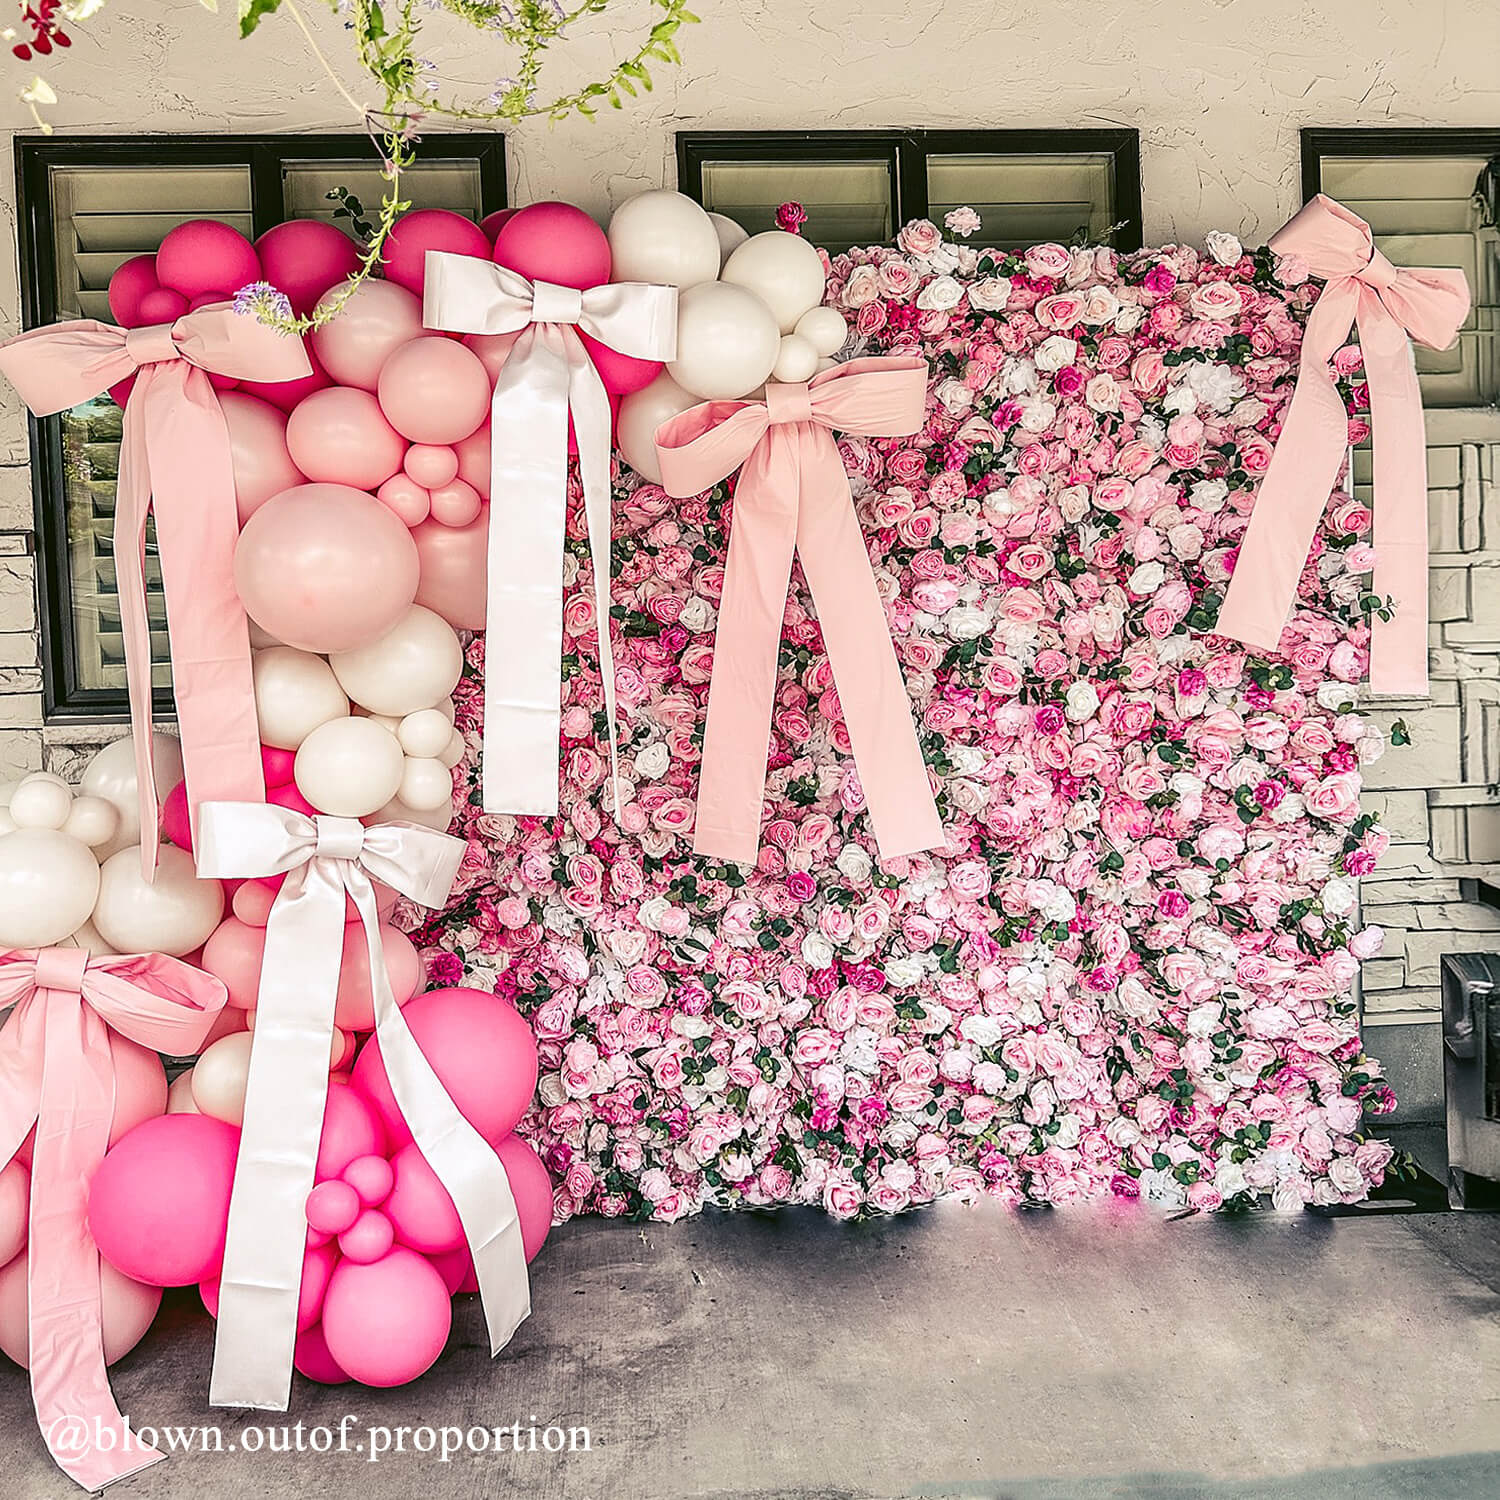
[{"left": 417, "top": 222, "right": 1394, "bottom": 1221}]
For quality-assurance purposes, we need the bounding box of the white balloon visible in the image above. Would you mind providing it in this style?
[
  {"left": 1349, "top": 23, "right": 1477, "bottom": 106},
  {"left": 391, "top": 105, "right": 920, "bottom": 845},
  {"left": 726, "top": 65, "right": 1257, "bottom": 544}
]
[
  {"left": 7, "top": 774, "right": 73, "bottom": 831},
  {"left": 294, "top": 717, "right": 405, "bottom": 817},
  {"left": 795, "top": 305, "right": 849, "bottom": 358},
  {"left": 398, "top": 708, "right": 453, "bottom": 759},
  {"left": 438, "top": 728, "right": 467, "bottom": 770},
  {"left": 433, "top": 697, "right": 456, "bottom": 725},
  {"left": 772, "top": 333, "right": 819, "bottom": 384},
  {"left": 253, "top": 647, "right": 350, "bottom": 750},
  {"left": 329, "top": 606, "right": 463, "bottom": 718},
  {"left": 366, "top": 795, "right": 455, "bottom": 833},
  {"left": 191, "top": 1033, "right": 254, "bottom": 1126},
  {"left": 93, "top": 844, "right": 224, "bottom": 957},
  {"left": 247, "top": 619, "right": 283, "bottom": 650},
  {"left": 608, "top": 189, "right": 722, "bottom": 289},
  {"left": 62, "top": 795, "right": 121, "bottom": 849},
  {"left": 668, "top": 282, "right": 781, "bottom": 401},
  {"left": 815, "top": 356, "right": 838, "bottom": 373},
  {"left": 0, "top": 828, "right": 101, "bottom": 947},
  {"left": 707, "top": 211, "right": 750, "bottom": 269},
  {"left": 617, "top": 370, "right": 702, "bottom": 483},
  {"left": 81, "top": 734, "right": 185, "bottom": 858},
  {"left": 67, "top": 917, "right": 118, "bottom": 957},
  {"left": 398, "top": 757, "right": 454, "bottom": 812},
  {"left": 721, "top": 231, "right": 828, "bottom": 334},
  {"left": 166, "top": 1069, "right": 201, "bottom": 1115}
]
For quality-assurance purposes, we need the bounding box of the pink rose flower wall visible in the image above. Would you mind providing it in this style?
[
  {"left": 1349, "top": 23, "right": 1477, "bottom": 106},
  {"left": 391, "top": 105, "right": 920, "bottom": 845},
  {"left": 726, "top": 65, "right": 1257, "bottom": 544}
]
[{"left": 416, "top": 219, "right": 1397, "bottom": 1221}]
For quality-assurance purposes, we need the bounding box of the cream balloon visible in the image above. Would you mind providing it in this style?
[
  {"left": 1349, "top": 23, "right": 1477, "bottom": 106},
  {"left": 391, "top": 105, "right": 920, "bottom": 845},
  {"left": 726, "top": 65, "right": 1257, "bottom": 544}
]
[
  {"left": 772, "top": 333, "right": 820, "bottom": 384},
  {"left": 294, "top": 717, "right": 405, "bottom": 817},
  {"left": 6, "top": 774, "right": 73, "bottom": 831},
  {"left": 397, "top": 708, "right": 453, "bottom": 760},
  {"left": 81, "top": 734, "right": 186, "bottom": 859},
  {"left": 708, "top": 211, "right": 750, "bottom": 269},
  {"left": 62, "top": 795, "right": 120, "bottom": 849},
  {"left": 190, "top": 1032, "right": 254, "bottom": 1126},
  {"left": 439, "top": 728, "right": 467, "bottom": 770},
  {"left": 253, "top": 646, "right": 351, "bottom": 750},
  {"left": 93, "top": 844, "right": 224, "bottom": 957},
  {"left": 795, "top": 305, "right": 849, "bottom": 358},
  {"left": 617, "top": 370, "right": 702, "bottom": 483},
  {"left": 721, "top": 231, "right": 828, "bottom": 334},
  {"left": 607, "top": 189, "right": 722, "bottom": 288},
  {"left": 668, "top": 282, "right": 781, "bottom": 401},
  {"left": 366, "top": 794, "right": 455, "bottom": 833},
  {"left": 166, "top": 1068, "right": 201, "bottom": 1115},
  {"left": 0, "top": 828, "right": 101, "bottom": 946},
  {"left": 67, "top": 918, "right": 118, "bottom": 958},
  {"left": 397, "top": 757, "right": 453, "bottom": 812},
  {"left": 328, "top": 606, "right": 463, "bottom": 718}
]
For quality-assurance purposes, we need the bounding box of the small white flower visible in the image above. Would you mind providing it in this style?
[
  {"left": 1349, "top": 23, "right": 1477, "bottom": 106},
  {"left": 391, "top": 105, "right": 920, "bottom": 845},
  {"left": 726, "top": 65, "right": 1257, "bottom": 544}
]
[
  {"left": 916, "top": 275, "right": 964, "bottom": 312},
  {"left": 968, "top": 277, "right": 1011, "bottom": 312},
  {"left": 947, "top": 604, "right": 991, "bottom": 641},
  {"left": 1064, "top": 681, "right": 1100, "bottom": 721},
  {"left": 634, "top": 741, "right": 670, "bottom": 780},
  {"left": 1033, "top": 335, "right": 1078, "bottom": 373},
  {"left": 1204, "top": 229, "right": 1244, "bottom": 266},
  {"left": 1129, "top": 560, "right": 1167, "bottom": 594},
  {"left": 679, "top": 595, "right": 712, "bottom": 632}
]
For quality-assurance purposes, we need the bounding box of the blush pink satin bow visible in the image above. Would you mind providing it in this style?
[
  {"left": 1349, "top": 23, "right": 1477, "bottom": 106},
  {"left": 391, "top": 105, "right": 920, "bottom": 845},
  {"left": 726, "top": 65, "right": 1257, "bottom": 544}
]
[
  {"left": 194, "top": 803, "right": 529, "bottom": 1411},
  {"left": 0, "top": 945, "right": 226, "bottom": 1491},
  {"left": 655, "top": 358, "right": 945, "bottom": 864},
  {"left": 1215, "top": 194, "right": 1471, "bottom": 694},
  {"left": 0, "top": 306, "right": 312, "bottom": 874},
  {"left": 423, "top": 252, "right": 678, "bottom": 821}
]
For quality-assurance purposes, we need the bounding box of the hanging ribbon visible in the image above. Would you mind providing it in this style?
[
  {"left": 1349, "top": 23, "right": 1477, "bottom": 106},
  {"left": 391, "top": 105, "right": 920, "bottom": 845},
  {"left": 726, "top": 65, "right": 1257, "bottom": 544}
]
[
  {"left": 0, "top": 945, "right": 226, "bottom": 1491},
  {"left": 0, "top": 307, "right": 311, "bottom": 875},
  {"left": 422, "top": 251, "right": 678, "bottom": 818},
  {"left": 194, "top": 803, "right": 528, "bottom": 1411},
  {"left": 1214, "top": 193, "right": 1470, "bottom": 694},
  {"left": 654, "top": 358, "right": 945, "bottom": 864}
]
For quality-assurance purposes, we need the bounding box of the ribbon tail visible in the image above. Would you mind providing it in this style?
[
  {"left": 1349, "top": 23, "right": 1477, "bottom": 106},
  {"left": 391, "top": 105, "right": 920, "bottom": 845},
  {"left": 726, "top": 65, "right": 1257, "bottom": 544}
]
[
  {"left": 795, "top": 440, "right": 944, "bottom": 861},
  {"left": 209, "top": 862, "right": 342, "bottom": 1410},
  {"left": 350, "top": 872, "right": 530, "bottom": 1353},
  {"left": 693, "top": 441, "right": 800, "bottom": 863},
  {"left": 568, "top": 336, "right": 622, "bottom": 820},
  {"left": 30, "top": 992, "right": 164, "bottom": 1490},
  {"left": 484, "top": 327, "right": 571, "bottom": 816}
]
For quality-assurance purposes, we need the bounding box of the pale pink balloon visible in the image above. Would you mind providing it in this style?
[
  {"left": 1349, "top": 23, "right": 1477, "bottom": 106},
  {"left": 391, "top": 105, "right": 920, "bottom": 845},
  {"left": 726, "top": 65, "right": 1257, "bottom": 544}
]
[
  {"left": 404, "top": 444, "right": 460, "bottom": 489},
  {"left": 199, "top": 1005, "right": 250, "bottom": 1049},
  {"left": 492, "top": 202, "right": 610, "bottom": 290},
  {"left": 0, "top": 1250, "right": 161, "bottom": 1367},
  {"left": 454, "top": 426, "right": 491, "bottom": 500},
  {"left": 463, "top": 330, "right": 521, "bottom": 384},
  {"left": 320, "top": 1248, "right": 452, "bottom": 1387},
  {"left": 286, "top": 387, "right": 407, "bottom": 491},
  {"left": 309, "top": 278, "right": 425, "bottom": 392},
  {"left": 381, "top": 209, "right": 491, "bottom": 295},
  {"left": 255, "top": 220, "right": 362, "bottom": 318},
  {"left": 376, "top": 473, "right": 431, "bottom": 527},
  {"left": 427, "top": 478, "right": 482, "bottom": 528},
  {"left": 155, "top": 220, "right": 261, "bottom": 300},
  {"left": 201, "top": 915, "right": 268, "bottom": 1009},
  {"left": 234, "top": 483, "right": 420, "bottom": 654},
  {"left": 0, "top": 1159, "right": 28, "bottom": 1267},
  {"left": 376, "top": 337, "right": 491, "bottom": 445},
  {"left": 413, "top": 508, "right": 487, "bottom": 630},
  {"left": 222, "top": 391, "right": 306, "bottom": 523},
  {"left": 109, "top": 1034, "right": 169, "bottom": 1139}
]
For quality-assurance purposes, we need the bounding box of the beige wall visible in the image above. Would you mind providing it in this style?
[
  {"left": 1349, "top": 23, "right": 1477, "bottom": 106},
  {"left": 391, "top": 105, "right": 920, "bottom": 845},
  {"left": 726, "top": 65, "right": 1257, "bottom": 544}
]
[{"left": 0, "top": 0, "right": 1498, "bottom": 1045}]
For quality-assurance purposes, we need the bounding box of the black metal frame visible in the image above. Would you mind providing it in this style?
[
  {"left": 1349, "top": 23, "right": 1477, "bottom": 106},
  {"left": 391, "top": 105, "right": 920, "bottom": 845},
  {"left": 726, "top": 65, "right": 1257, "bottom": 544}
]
[
  {"left": 15, "top": 131, "right": 508, "bottom": 721},
  {"left": 676, "top": 127, "right": 1144, "bottom": 251},
  {"left": 1300, "top": 126, "right": 1500, "bottom": 203}
]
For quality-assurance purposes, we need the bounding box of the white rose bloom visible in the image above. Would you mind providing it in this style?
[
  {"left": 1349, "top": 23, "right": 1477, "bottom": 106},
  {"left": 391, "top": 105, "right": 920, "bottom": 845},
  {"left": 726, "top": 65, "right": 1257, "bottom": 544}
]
[
  {"left": 959, "top": 1013, "right": 1004, "bottom": 1048},
  {"left": 538, "top": 1072, "right": 569, "bottom": 1107},
  {"left": 1065, "top": 681, "right": 1100, "bottom": 721},
  {"left": 936, "top": 377, "right": 974, "bottom": 414},
  {"left": 1018, "top": 394, "right": 1058, "bottom": 433},
  {"left": 947, "top": 605, "right": 991, "bottom": 641},
  {"left": 949, "top": 780, "right": 990, "bottom": 815},
  {"left": 1168, "top": 523, "right": 1205, "bottom": 560},
  {"left": 1204, "top": 229, "right": 1243, "bottom": 266},
  {"left": 1230, "top": 396, "right": 1268, "bottom": 428},
  {"left": 1082, "top": 286, "right": 1121, "bottom": 325},
  {"left": 1316, "top": 682, "right": 1360, "bottom": 712},
  {"left": 1003, "top": 358, "right": 1039, "bottom": 394},
  {"left": 1085, "top": 372, "right": 1121, "bottom": 412},
  {"left": 634, "top": 741, "right": 670, "bottom": 780},
  {"left": 1186, "top": 1001, "right": 1222, "bottom": 1038},
  {"left": 916, "top": 274, "right": 964, "bottom": 311},
  {"left": 1114, "top": 303, "right": 1144, "bottom": 333},
  {"left": 836, "top": 843, "right": 873, "bottom": 883},
  {"left": 927, "top": 242, "right": 961, "bottom": 274},
  {"left": 1052, "top": 1114, "right": 1082, "bottom": 1149},
  {"left": 949, "top": 744, "right": 988, "bottom": 776},
  {"left": 679, "top": 595, "right": 712, "bottom": 632},
  {"left": 884, "top": 955, "right": 925, "bottom": 988},
  {"left": 1213, "top": 1159, "right": 1250, "bottom": 1198},
  {"left": 1129, "top": 560, "right": 1167, "bottom": 594},
  {"left": 1034, "top": 335, "right": 1078, "bottom": 373},
  {"left": 1162, "top": 382, "right": 1197, "bottom": 416},
  {"left": 1190, "top": 477, "right": 1230, "bottom": 512},
  {"left": 1136, "top": 414, "right": 1167, "bottom": 449},
  {"left": 968, "top": 276, "right": 1012, "bottom": 311},
  {"left": 1185, "top": 361, "right": 1246, "bottom": 412},
  {"left": 801, "top": 932, "right": 835, "bottom": 969},
  {"left": 1322, "top": 878, "right": 1358, "bottom": 916}
]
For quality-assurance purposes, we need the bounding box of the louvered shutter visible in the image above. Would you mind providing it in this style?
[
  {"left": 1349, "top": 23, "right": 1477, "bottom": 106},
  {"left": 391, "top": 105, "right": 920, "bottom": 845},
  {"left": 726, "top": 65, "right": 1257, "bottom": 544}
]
[
  {"left": 697, "top": 159, "right": 896, "bottom": 254},
  {"left": 924, "top": 151, "right": 1118, "bottom": 249}
]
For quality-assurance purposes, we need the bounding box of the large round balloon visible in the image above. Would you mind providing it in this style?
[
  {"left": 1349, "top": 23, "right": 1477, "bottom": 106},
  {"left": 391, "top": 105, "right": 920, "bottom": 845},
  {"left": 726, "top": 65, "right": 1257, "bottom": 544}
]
[
  {"left": 668, "top": 281, "right": 781, "bottom": 400},
  {"left": 708, "top": 212, "right": 750, "bottom": 268},
  {"left": 92, "top": 843, "right": 224, "bottom": 957},
  {"left": 720, "top": 230, "right": 828, "bottom": 333},
  {"left": 320, "top": 1247, "right": 452, "bottom": 1387},
  {"left": 255, "top": 220, "right": 362, "bottom": 318},
  {"left": 381, "top": 209, "right": 491, "bottom": 295},
  {"left": 234, "top": 483, "right": 420, "bottom": 654},
  {"left": 81, "top": 733, "right": 185, "bottom": 860},
  {"left": 495, "top": 1133, "right": 554, "bottom": 1262},
  {"left": 221, "top": 392, "right": 306, "bottom": 524},
  {"left": 607, "top": 189, "right": 721, "bottom": 288},
  {"left": 0, "top": 827, "right": 100, "bottom": 947},
  {"left": 309, "top": 278, "right": 425, "bottom": 391},
  {"left": 376, "top": 337, "right": 490, "bottom": 446},
  {"left": 286, "top": 387, "right": 407, "bottom": 491},
  {"left": 352, "top": 987, "right": 538, "bottom": 1149},
  {"left": 616, "top": 370, "right": 702, "bottom": 484},
  {"left": 0, "top": 1160, "right": 26, "bottom": 1268},
  {"left": 252, "top": 646, "right": 350, "bottom": 750},
  {"left": 155, "top": 220, "right": 261, "bottom": 301},
  {"left": 88, "top": 1114, "right": 240, "bottom": 1286},
  {"left": 200, "top": 1241, "right": 333, "bottom": 1332},
  {"left": 0, "top": 1250, "right": 161, "bottom": 1368},
  {"left": 189, "top": 1032, "right": 255, "bottom": 1127},
  {"left": 492, "top": 202, "right": 610, "bottom": 290},
  {"left": 294, "top": 717, "right": 406, "bottom": 818},
  {"left": 108, "top": 254, "right": 161, "bottom": 329},
  {"left": 412, "top": 510, "right": 488, "bottom": 630},
  {"left": 328, "top": 605, "right": 463, "bottom": 718}
]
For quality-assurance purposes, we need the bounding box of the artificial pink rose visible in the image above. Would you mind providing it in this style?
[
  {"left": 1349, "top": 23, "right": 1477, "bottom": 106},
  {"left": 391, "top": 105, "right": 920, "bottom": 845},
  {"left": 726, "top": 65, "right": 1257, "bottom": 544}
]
[{"left": 1025, "top": 243, "right": 1073, "bottom": 278}]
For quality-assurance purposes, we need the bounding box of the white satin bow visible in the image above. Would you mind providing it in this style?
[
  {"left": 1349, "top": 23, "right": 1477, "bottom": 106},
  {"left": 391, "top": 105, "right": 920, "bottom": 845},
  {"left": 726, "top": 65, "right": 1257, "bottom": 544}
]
[
  {"left": 423, "top": 252, "right": 678, "bottom": 821},
  {"left": 195, "top": 803, "right": 530, "bottom": 1410}
]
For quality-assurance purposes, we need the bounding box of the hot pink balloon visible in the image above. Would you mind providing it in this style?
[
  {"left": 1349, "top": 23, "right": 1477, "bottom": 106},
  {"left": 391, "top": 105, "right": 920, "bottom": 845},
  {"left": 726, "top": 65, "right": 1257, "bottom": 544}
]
[
  {"left": 108, "top": 254, "right": 161, "bottom": 328},
  {"left": 382, "top": 209, "right": 491, "bottom": 295},
  {"left": 384, "top": 1142, "right": 465, "bottom": 1255},
  {"left": 240, "top": 340, "right": 333, "bottom": 413},
  {"left": 376, "top": 473, "right": 431, "bottom": 527},
  {"left": 89, "top": 1114, "right": 240, "bottom": 1286},
  {"left": 480, "top": 208, "right": 517, "bottom": 245},
  {"left": 454, "top": 425, "right": 491, "bottom": 500},
  {"left": 376, "top": 336, "right": 490, "bottom": 445},
  {"left": 0, "top": 1252, "right": 161, "bottom": 1368},
  {"left": 317, "top": 1082, "right": 386, "bottom": 1179},
  {"left": 492, "top": 201, "right": 610, "bottom": 290},
  {"left": 200, "top": 1241, "right": 334, "bottom": 1332},
  {"left": 295, "top": 1321, "right": 351, "bottom": 1384},
  {"left": 155, "top": 220, "right": 261, "bottom": 301},
  {"left": 269, "top": 778, "right": 321, "bottom": 818},
  {"left": 496, "top": 1133, "right": 555, "bottom": 1262},
  {"left": 428, "top": 478, "right": 482, "bottom": 529},
  {"left": 263, "top": 743, "right": 298, "bottom": 788},
  {"left": 138, "top": 287, "right": 189, "bottom": 325},
  {"left": 309, "top": 278, "right": 424, "bottom": 392},
  {"left": 161, "top": 779, "right": 193, "bottom": 853},
  {"left": 320, "top": 1248, "right": 452, "bottom": 1387},
  {"left": 404, "top": 444, "right": 460, "bottom": 489},
  {"left": 351, "top": 986, "right": 538, "bottom": 1150},
  {"left": 222, "top": 390, "right": 306, "bottom": 523},
  {"left": 234, "top": 482, "right": 420, "bottom": 654},
  {"left": 286, "top": 386, "right": 407, "bottom": 491},
  {"left": 580, "top": 334, "right": 663, "bottom": 395},
  {"left": 344, "top": 1153, "right": 395, "bottom": 1206},
  {"left": 413, "top": 508, "right": 488, "bottom": 630},
  {"left": 567, "top": 390, "right": 620, "bottom": 457},
  {"left": 255, "top": 220, "right": 362, "bottom": 317}
]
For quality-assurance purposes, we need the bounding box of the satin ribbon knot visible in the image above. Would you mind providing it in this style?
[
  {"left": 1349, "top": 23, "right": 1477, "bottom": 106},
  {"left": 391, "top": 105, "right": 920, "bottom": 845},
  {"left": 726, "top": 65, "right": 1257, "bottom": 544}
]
[
  {"left": 194, "top": 801, "right": 530, "bottom": 1411},
  {"left": 423, "top": 251, "right": 678, "bottom": 821},
  {"left": 0, "top": 304, "right": 312, "bottom": 875},
  {"left": 654, "top": 356, "right": 946, "bottom": 864},
  {"left": 0, "top": 945, "right": 226, "bottom": 1490},
  {"left": 1214, "top": 193, "right": 1471, "bottom": 694}
]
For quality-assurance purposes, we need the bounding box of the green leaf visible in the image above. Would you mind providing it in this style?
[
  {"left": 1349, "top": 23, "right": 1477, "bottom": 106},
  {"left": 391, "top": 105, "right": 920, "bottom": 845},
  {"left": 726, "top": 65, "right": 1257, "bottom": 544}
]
[{"left": 238, "top": 0, "right": 283, "bottom": 38}]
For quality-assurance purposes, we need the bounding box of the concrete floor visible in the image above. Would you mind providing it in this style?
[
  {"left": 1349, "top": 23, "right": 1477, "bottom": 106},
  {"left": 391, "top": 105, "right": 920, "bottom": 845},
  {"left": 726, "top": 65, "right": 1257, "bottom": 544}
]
[{"left": 2, "top": 1202, "right": 1498, "bottom": 1500}]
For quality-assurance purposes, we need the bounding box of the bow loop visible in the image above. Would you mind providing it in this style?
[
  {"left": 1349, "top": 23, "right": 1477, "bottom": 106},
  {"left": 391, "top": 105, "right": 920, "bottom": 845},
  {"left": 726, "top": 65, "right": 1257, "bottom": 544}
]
[
  {"left": 32, "top": 946, "right": 89, "bottom": 994},
  {"left": 766, "top": 381, "right": 814, "bottom": 425},
  {"left": 124, "top": 321, "right": 182, "bottom": 368},
  {"left": 531, "top": 279, "right": 584, "bottom": 326}
]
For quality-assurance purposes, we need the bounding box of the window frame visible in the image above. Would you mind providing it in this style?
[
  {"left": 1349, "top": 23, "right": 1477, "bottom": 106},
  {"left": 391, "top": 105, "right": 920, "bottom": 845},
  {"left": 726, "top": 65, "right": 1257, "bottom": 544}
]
[
  {"left": 1300, "top": 126, "right": 1500, "bottom": 206},
  {"left": 15, "top": 131, "right": 508, "bottom": 722},
  {"left": 676, "top": 127, "right": 1144, "bottom": 252}
]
